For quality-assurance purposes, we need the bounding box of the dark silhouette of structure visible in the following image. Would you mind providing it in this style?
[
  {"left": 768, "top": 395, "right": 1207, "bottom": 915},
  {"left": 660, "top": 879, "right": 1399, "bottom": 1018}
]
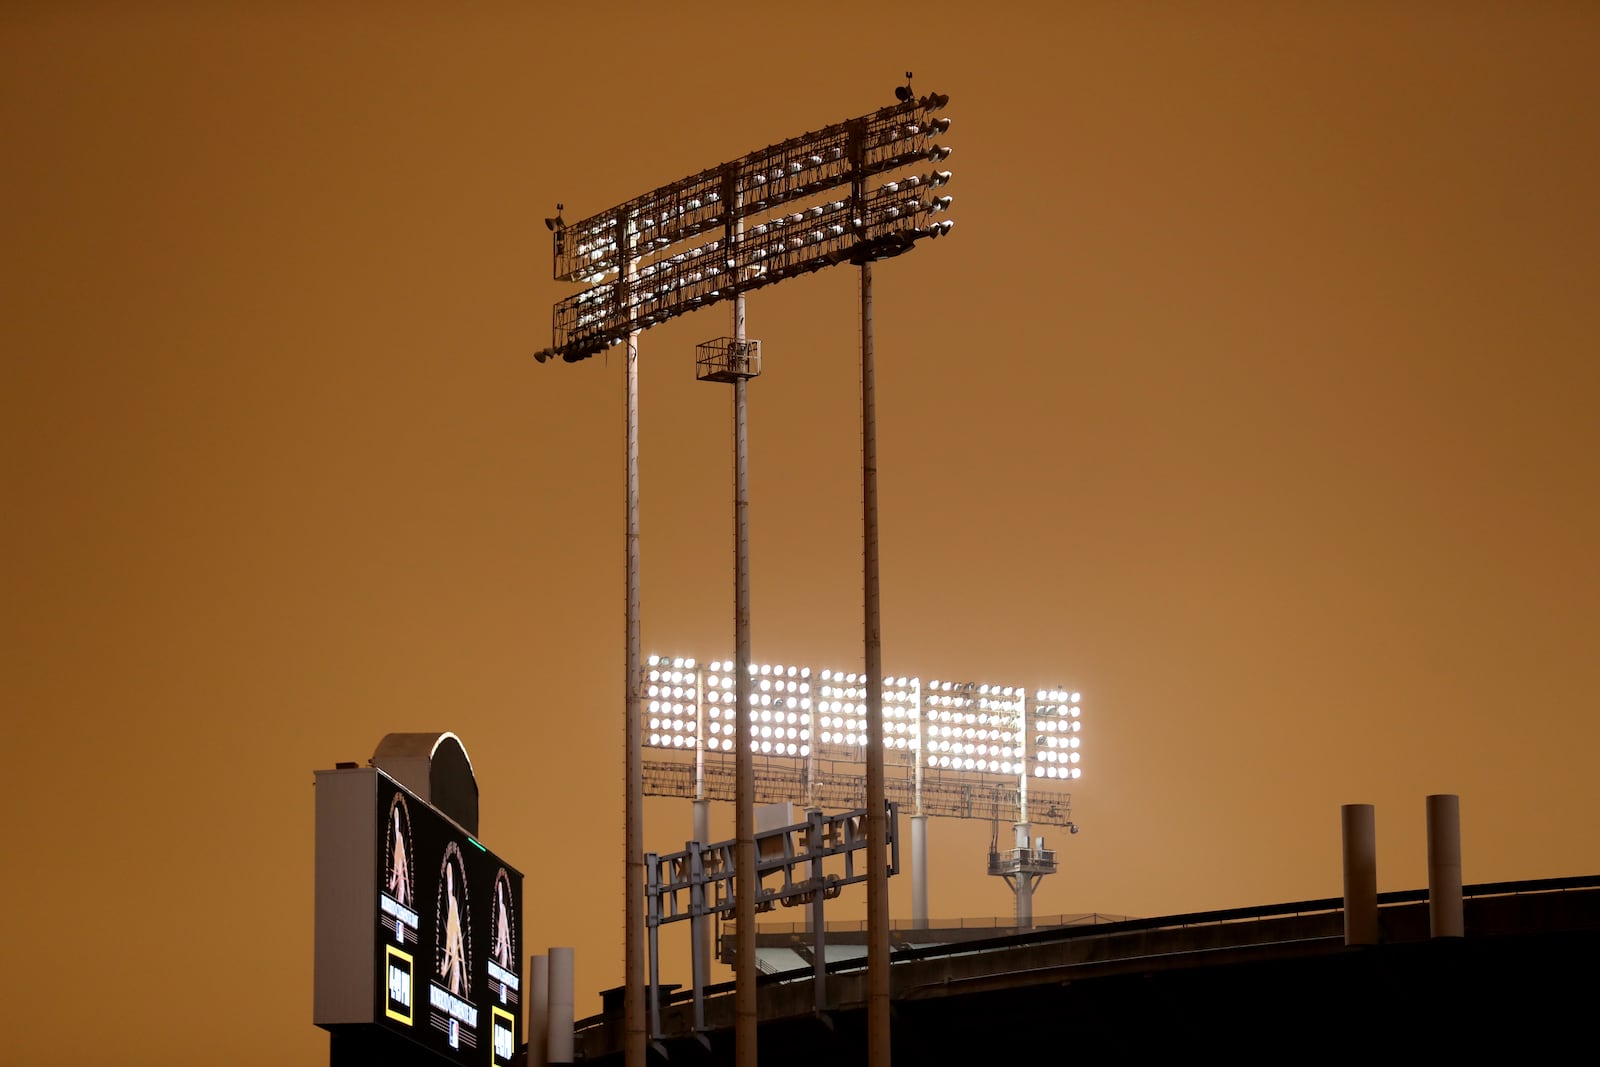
[{"left": 566, "top": 875, "right": 1600, "bottom": 1063}]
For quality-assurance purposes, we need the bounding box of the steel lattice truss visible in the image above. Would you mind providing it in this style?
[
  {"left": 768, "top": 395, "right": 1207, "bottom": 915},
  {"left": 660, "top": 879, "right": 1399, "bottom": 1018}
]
[
  {"left": 642, "top": 758, "right": 1075, "bottom": 828},
  {"left": 541, "top": 93, "right": 955, "bottom": 363}
]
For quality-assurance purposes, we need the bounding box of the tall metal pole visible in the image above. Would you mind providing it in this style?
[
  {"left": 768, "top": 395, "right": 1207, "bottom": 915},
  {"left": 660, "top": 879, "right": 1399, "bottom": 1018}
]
[
  {"left": 1013, "top": 826, "right": 1033, "bottom": 929},
  {"left": 912, "top": 678, "right": 927, "bottom": 929},
  {"left": 624, "top": 322, "right": 646, "bottom": 1067},
  {"left": 861, "top": 259, "right": 891, "bottom": 1067},
  {"left": 733, "top": 287, "right": 758, "bottom": 1067},
  {"left": 1016, "top": 762, "right": 1032, "bottom": 929},
  {"left": 693, "top": 678, "right": 711, "bottom": 1011},
  {"left": 910, "top": 815, "right": 928, "bottom": 929}
]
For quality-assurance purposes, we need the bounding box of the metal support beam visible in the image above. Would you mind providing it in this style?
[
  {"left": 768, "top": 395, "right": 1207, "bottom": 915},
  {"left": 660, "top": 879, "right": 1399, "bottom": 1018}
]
[
  {"left": 733, "top": 288, "right": 757, "bottom": 1067},
  {"left": 808, "top": 806, "right": 828, "bottom": 1010},
  {"left": 624, "top": 325, "right": 645, "bottom": 1067},
  {"left": 861, "top": 259, "right": 890, "bottom": 1067},
  {"left": 911, "top": 814, "right": 928, "bottom": 929},
  {"left": 692, "top": 798, "right": 711, "bottom": 1009}
]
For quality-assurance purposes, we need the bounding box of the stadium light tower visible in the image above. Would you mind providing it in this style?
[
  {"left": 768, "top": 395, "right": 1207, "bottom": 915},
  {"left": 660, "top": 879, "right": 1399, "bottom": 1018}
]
[
  {"left": 541, "top": 88, "right": 956, "bottom": 1067},
  {"left": 642, "top": 655, "right": 1084, "bottom": 929},
  {"left": 984, "top": 688, "right": 1084, "bottom": 927}
]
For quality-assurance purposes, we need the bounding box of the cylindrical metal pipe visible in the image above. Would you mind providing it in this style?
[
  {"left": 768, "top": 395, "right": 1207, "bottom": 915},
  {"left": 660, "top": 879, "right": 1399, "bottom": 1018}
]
[
  {"left": 695, "top": 671, "right": 707, "bottom": 806},
  {"left": 861, "top": 258, "right": 891, "bottom": 1067},
  {"left": 692, "top": 797, "right": 711, "bottom": 997},
  {"left": 548, "top": 947, "right": 576, "bottom": 1065},
  {"left": 528, "top": 954, "right": 550, "bottom": 1067},
  {"left": 692, "top": 794, "right": 711, "bottom": 857},
  {"left": 911, "top": 680, "right": 926, "bottom": 930},
  {"left": 733, "top": 289, "right": 758, "bottom": 1067},
  {"left": 623, "top": 322, "right": 645, "bottom": 1067},
  {"left": 912, "top": 678, "right": 924, "bottom": 820},
  {"left": 808, "top": 807, "right": 827, "bottom": 1010},
  {"left": 1427, "top": 793, "right": 1464, "bottom": 938},
  {"left": 1014, "top": 822, "right": 1033, "bottom": 930},
  {"left": 911, "top": 813, "right": 929, "bottom": 929},
  {"left": 1341, "top": 803, "right": 1379, "bottom": 946}
]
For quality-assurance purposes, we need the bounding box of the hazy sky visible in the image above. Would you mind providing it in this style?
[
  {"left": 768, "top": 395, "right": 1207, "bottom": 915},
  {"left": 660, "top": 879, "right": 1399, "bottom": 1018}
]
[{"left": 5, "top": 3, "right": 1598, "bottom": 1064}]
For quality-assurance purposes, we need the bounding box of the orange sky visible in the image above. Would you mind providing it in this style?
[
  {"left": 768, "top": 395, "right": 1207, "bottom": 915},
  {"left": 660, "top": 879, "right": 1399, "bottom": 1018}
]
[{"left": 5, "top": 3, "right": 1598, "bottom": 1064}]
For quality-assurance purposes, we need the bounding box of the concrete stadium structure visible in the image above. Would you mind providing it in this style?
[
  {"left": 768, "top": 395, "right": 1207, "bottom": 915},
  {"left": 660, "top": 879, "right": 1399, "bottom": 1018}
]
[{"left": 565, "top": 874, "right": 1600, "bottom": 1063}]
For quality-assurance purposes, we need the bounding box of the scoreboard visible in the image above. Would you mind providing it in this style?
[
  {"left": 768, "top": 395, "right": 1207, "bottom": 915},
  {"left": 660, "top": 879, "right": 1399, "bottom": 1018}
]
[{"left": 316, "top": 766, "right": 524, "bottom": 1065}]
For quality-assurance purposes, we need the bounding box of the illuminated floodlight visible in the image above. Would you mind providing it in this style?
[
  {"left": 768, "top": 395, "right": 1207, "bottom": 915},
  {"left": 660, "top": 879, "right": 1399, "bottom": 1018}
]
[
  {"left": 815, "top": 667, "right": 868, "bottom": 754},
  {"left": 923, "top": 680, "right": 1025, "bottom": 777},
  {"left": 540, "top": 93, "right": 956, "bottom": 364},
  {"left": 882, "top": 675, "right": 920, "bottom": 758},
  {"left": 1029, "top": 688, "right": 1084, "bottom": 781},
  {"left": 695, "top": 659, "right": 812, "bottom": 759},
  {"left": 644, "top": 653, "right": 701, "bottom": 752},
  {"left": 644, "top": 654, "right": 1080, "bottom": 786}
]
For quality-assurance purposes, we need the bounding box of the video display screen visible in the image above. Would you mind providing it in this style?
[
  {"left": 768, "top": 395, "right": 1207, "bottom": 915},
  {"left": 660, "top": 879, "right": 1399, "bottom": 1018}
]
[{"left": 376, "top": 774, "right": 523, "bottom": 1065}]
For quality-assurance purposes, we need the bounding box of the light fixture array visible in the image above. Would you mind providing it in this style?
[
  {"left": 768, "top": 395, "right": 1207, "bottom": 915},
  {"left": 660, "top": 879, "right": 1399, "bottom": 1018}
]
[
  {"left": 543, "top": 94, "right": 955, "bottom": 363},
  {"left": 644, "top": 654, "right": 1082, "bottom": 781}
]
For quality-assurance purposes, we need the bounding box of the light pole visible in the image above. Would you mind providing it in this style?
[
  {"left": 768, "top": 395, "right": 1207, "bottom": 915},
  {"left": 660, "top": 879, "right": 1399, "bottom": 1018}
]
[
  {"left": 539, "top": 88, "right": 959, "bottom": 1067},
  {"left": 622, "top": 224, "right": 645, "bottom": 1067},
  {"left": 858, "top": 255, "right": 890, "bottom": 1062}
]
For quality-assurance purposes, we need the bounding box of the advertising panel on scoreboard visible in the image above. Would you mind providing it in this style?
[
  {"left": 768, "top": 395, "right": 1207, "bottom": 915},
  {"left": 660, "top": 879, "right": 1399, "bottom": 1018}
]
[{"left": 374, "top": 772, "right": 523, "bottom": 1066}]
